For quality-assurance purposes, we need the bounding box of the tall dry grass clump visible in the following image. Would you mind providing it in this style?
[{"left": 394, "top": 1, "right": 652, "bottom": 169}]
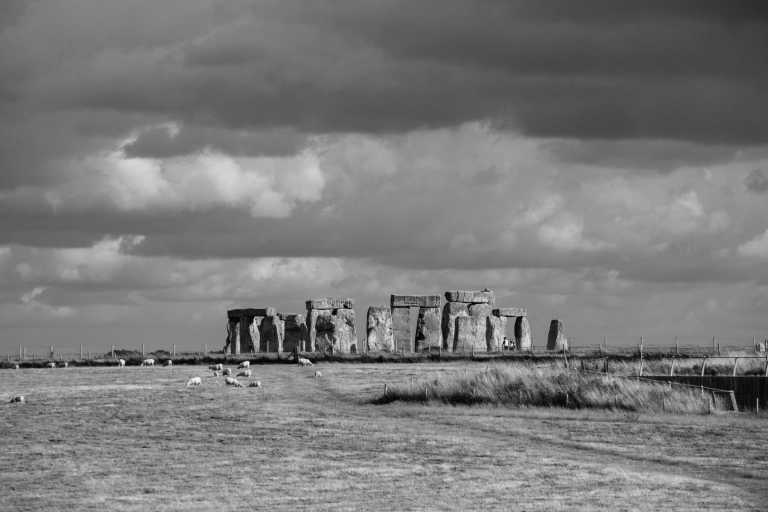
[{"left": 374, "top": 366, "right": 711, "bottom": 413}]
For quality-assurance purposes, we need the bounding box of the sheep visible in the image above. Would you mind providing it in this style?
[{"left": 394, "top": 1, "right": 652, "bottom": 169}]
[
  {"left": 238, "top": 361, "right": 250, "bottom": 369},
  {"left": 298, "top": 357, "right": 313, "bottom": 367},
  {"left": 208, "top": 363, "right": 223, "bottom": 372},
  {"left": 186, "top": 377, "right": 202, "bottom": 387},
  {"left": 47, "top": 362, "right": 56, "bottom": 369},
  {"left": 248, "top": 381, "right": 262, "bottom": 388},
  {"left": 222, "top": 368, "right": 232, "bottom": 376},
  {"left": 165, "top": 359, "right": 173, "bottom": 367},
  {"left": 224, "top": 376, "right": 243, "bottom": 387},
  {"left": 141, "top": 358, "right": 155, "bottom": 367},
  {"left": 14, "top": 364, "right": 19, "bottom": 370},
  {"left": 62, "top": 362, "right": 68, "bottom": 368},
  {"left": 314, "top": 370, "right": 322, "bottom": 378},
  {"left": 211, "top": 371, "right": 221, "bottom": 377},
  {"left": 237, "top": 369, "right": 252, "bottom": 378},
  {"left": 9, "top": 395, "right": 24, "bottom": 403},
  {"left": 118, "top": 359, "right": 126, "bottom": 367}
]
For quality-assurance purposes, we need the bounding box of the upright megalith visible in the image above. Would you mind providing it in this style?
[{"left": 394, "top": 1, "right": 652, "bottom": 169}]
[
  {"left": 366, "top": 306, "right": 394, "bottom": 352},
  {"left": 486, "top": 315, "right": 507, "bottom": 352},
  {"left": 515, "top": 316, "right": 532, "bottom": 350},
  {"left": 282, "top": 313, "right": 307, "bottom": 353},
  {"left": 415, "top": 307, "right": 442, "bottom": 351},
  {"left": 390, "top": 294, "right": 441, "bottom": 353},
  {"left": 306, "top": 298, "right": 357, "bottom": 353},
  {"left": 547, "top": 319, "right": 568, "bottom": 351},
  {"left": 442, "top": 302, "right": 468, "bottom": 352},
  {"left": 226, "top": 308, "right": 276, "bottom": 354},
  {"left": 454, "top": 316, "right": 487, "bottom": 352},
  {"left": 391, "top": 307, "right": 412, "bottom": 352}
]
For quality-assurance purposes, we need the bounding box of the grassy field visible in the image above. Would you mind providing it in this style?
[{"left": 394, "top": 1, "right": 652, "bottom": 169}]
[{"left": 1, "top": 362, "right": 766, "bottom": 511}]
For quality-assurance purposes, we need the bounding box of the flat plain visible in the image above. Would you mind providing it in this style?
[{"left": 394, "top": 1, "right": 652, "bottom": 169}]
[{"left": 1, "top": 362, "right": 766, "bottom": 511}]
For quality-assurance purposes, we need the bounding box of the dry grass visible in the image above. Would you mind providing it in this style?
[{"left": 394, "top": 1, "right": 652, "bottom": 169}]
[
  {"left": 374, "top": 365, "right": 713, "bottom": 413},
  {"left": 0, "top": 363, "right": 765, "bottom": 511}
]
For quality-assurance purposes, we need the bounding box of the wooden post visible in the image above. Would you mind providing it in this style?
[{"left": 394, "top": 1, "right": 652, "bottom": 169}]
[
  {"left": 50, "top": 345, "right": 54, "bottom": 359},
  {"left": 141, "top": 343, "right": 145, "bottom": 357},
  {"left": 756, "top": 397, "right": 759, "bottom": 414},
  {"left": 754, "top": 335, "right": 757, "bottom": 353},
  {"left": 717, "top": 342, "right": 720, "bottom": 355},
  {"left": 172, "top": 344, "right": 176, "bottom": 357},
  {"left": 19, "top": 344, "right": 22, "bottom": 362},
  {"left": 712, "top": 336, "right": 716, "bottom": 354},
  {"left": 80, "top": 344, "right": 84, "bottom": 360},
  {"left": 675, "top": 336, "right": 679, "bottom": 355},
  {"left": 111, "top": 344, "right": 115, "bottom": 360}
]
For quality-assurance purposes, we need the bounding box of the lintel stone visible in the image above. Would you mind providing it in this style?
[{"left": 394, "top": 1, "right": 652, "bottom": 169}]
[
  {"left": 492, "top": 307, "right": 527, "bottom": 317},
  {"left": 305, "top": 297, "right": 354, "bottom": 310},
  {"left": 390, "top": 294, "right": 441, "bottom": 308},
  {"left": 444, "top": 290, "right": 495, "bottom": 304}
]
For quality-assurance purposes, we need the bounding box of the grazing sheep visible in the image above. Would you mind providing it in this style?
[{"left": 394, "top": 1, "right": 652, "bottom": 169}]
[
  {"left": 186, "top": 377, "right": 202, "bottom": 387},
  {"left": 237, "top": 369, "right": 252, "bottom": 377},
  {"left": 165, "top": 359, "right": 173, "bottom": 367},
  {"left": 209, "top": 363, "right": 224, "bottom": 371},
  {"left": 238, "top": 361, "right": 250, "bottom": 369},
  {"left": 211, "top": 371, "right": 221, "bottom": 377},
  {"left": 248, "top": 381, "right": 262, "bottom": 388},
  {"left": 62, "top": 362, "right": 68, "bottom": 368},
  {"left": 14, "top": 364, "right": 19, "bottom": 370},
  {"left": 298, "top": 357, "right": 313, "bottom": 367},
  {"left": 141, "top": 358, "right": 155, "bottom": 367},
  {"left": 224, "top": 376, "right": 243, "bottom": 387},
  {"left": 223, "top": 368, "right": 232, "bottom": 376},
  {"left": 314, "top": 370, "right": 322, "bottom": 378},
  {"left": 118, "top": 359, "right": 126, "bottom": 367},
  {"left": 47, "top": 362, "right": 56, "bottom": 369},
  {"left": 9, "top": 396, "right": 24, "bottom": 403}
]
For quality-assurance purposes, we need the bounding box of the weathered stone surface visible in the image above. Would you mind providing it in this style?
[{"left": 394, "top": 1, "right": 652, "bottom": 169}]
[
  {"left": 390, "top": 295, "right": 441, "bottom": 308},
  {"left": 228, "top": 307, "right": 276, "bottom": 319},
  {"left": 415, "top": 307, "right": 441, "bottom": 351},
  {"left": 468, "top": 303, "right": 492, "bottom": 318},
  {"left": 248, "top": 317, "right": 263, "bottom": 353},
  {"left": 391, "top": 307, "right": 412, "bottom": 352},
  {"left": 225, "top": 318, "right": 240, "bottom": 354},
  {"left": 493, "top": 307, "right": 527, "bottom": 317},
  {"left": 486, "top": 315, "right": 507, "bottom": 351},
  {"left": 366, "top": 306, "right": 394, "bottom": 352},
  {"left": 312, "top": 311, "right": 334, "bottom": 353},
  {"left": 454, "top": 316, "right": 487, "bottom": 352},
  {"left": 305, "top": 297, "right": 354, "bottom": 310},
  {"left": 282, "top": 313, "right": 307, "bottom": 352},
  {"left": 515, "top": 316, "right": 532, "bottom": 351},
  {"left": 442, "top": 302, "right": 468, "bottom": 352},
  {"left": 259, "top": 315, "right": 284, "bottom": 352},
  {"left": 547, "top": 319, "right": 568, "bottom": 351},
  {"left": 444, "top": 289, "right": 495, "bottom": 304},
  {"left": 314, "top": 309, "right": 357, "bottom": 353}
]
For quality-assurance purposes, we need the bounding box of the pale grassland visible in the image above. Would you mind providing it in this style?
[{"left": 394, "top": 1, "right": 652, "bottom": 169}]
[
  {"left": 374, "top": 365, "right": 713, "bottom": 413},
  {"left": 0, "top": 362, "right": 765, "bottom": 511}
]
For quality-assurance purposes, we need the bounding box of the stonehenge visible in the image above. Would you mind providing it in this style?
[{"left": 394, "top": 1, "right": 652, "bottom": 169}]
[
  {"left": 547, "top": 319, "right": 568, "bottom": 351},
  {"left": 306, "top": 298, "right": 357, "bottom": 354},
  {"left": 224, "top": 288, "right": 532, "bottom": 355}
]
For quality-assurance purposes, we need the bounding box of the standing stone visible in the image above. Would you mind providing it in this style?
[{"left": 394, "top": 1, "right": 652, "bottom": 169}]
[
  {"left": 248, "top": 316, "right": 264, "bottom": 353},
  {"left": 391, "top": 307, "right": 412, "bottom": 352},
  {"left": 334, "top": 308, "right": 357, "bottom": 353},
  {"left": 468, "top": 303, "right": 492, "bottom": 318},
  {"left": 226, "top": 317, "right": 239, "bottom": 354},
  {"left": 442, "top": 302, "right": 469, "bottom": 352},
  {"left": 306, "top": 308, "right": 322, "bottom": 351},
  {"left": 314, "top": 312, "right": 336, "bottom": 353},
  {"left": 415, "top": 307, "right": 441, "bottom": 352},
  {"left": 515, "top": 316, "right": 532, "bottom": 351},
  {"left": 283, "top": 314, "right": 307, "bottom": 353},
  {"left": 547, "top": 319, "right": 568, "bottom": 351},
  {"left": 454, "top": 316, "right": 487, "bottom": 352},
  {"left": 366, "top": 306, "right": 394, "bottom": 352},
  {"left": 487, "top": 315, "right": 507, "bottom": 352}
]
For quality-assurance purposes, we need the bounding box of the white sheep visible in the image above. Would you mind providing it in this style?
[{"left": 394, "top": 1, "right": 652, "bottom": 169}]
[
  {"left": 62, "top": 362, "right": 68, "bottom": 368},
  {"left": 209, "top": 363, "right": 224, "bottom": 371},
  {"left": 314, "top": 370, "right": 322, "bottom": 378},
  {"left": 248, "top": 381, "right": 262, "bottom": 388},
  {"left": 47, "top": 362, "right": 56, "bottom": 369},
  {"left": 211, "top": 371, "right": 221, "bottom": 377},
  {"left": 9, "top": 395, "right": 24, "bottom": 403},
  {"left": 225, "top": 376, "right": 243, "bottom": 387},
  {"left": 118, "top": 359, "right": 126, "bottom": 367},
  {"left": 141, "top": 358, "right": 155, "bottom": 367},
  {"left": 186, "top": 377, "right": 202, "bottom": 387},
  {"left": 298, "top": 357, "right": 313, "bottom": 367},
  {"left": 165, "top": 359, "right": 173, "bottom": 367},
  {"left": 237, "top": 369, "right": 252, "bottom": 377},
  {"left": 238, "top": 361, "right": 250, "bottom": 369},
  {"left": 14, "top": 364, "right": 19, "bottom": 370},
  {"left": 223, "top": 368, "right": 232, "bottom": 376}
]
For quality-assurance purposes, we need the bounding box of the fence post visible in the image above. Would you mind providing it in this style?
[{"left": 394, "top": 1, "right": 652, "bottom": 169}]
[
  {"left": 675, "top": 336, "right": 679, "bottom": 355},
  {"left": 80, "top": 344, "right": 84, "bottom": 360},
  {"left": 19, "top": 344, "right": 22, "bottom": 362},
  {"left": 172, "top": 344, "right": 176, "bottom": 358},
  {"left": 50, "top": 345, "right": 54, "bottom": 359},
  {"left": 141, "top": 343, "right": 145, "bottom": 357},
  {"left": 712, "top": 336, "right": 716, "bottom": 354}
]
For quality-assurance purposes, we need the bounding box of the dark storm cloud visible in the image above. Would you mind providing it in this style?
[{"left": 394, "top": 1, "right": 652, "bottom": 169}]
[
  {"left": 744, "top": 169, "right": 768, "bottom": 193},
  {"left": 1, "top": 0, "right": 767, "bottom": 149}
]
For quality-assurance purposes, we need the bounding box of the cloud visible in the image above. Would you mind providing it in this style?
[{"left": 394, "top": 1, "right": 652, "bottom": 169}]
[
  {"left": 738, "top": 229, "right": 768, "bottom": 259},
  {"left": 744, "top": 169, "right": 768, "bottom": 193}
]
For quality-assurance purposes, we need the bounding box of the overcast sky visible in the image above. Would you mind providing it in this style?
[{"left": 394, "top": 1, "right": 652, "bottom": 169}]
[{"left": 1, "top": 1, "right": 768, "bottom": 353}]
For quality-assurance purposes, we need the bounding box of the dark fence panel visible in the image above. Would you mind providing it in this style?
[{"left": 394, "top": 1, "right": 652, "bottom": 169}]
[{"left": 645, "top": 375, "right": 768, "bottom": 410}]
